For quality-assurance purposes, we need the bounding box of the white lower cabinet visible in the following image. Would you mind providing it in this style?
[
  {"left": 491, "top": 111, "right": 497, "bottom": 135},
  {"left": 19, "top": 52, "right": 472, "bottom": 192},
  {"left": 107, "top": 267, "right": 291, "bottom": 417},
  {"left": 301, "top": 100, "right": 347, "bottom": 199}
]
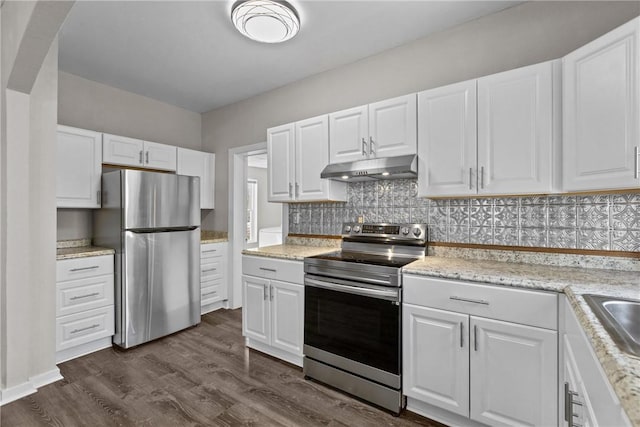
[
  {"left": 241, "top": 255, "right": 304, "bottom": 366},
  {"left": 403, "top": 275, "right": 558, "bottom": 427},
  {"left": 55, "top": 255, "right": 115, "bottom": 363},
  {"left": 200, "top": 242, "right": 228, "bottom": 314},
  {"left": 562, "top": 297, "right": 632, "bottom": 427}
]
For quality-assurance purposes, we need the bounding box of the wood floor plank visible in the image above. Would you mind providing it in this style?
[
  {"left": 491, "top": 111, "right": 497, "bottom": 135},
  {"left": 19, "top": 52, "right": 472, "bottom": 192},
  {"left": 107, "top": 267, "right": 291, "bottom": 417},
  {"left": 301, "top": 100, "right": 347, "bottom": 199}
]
[{"left": 2, "top": 309, "right": 445, "bottom": 427}]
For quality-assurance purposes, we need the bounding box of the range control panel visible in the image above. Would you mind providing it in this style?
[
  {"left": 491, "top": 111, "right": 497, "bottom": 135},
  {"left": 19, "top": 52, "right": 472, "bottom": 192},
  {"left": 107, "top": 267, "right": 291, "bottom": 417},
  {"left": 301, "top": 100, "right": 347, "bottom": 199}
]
[{"left": 342, "top": 222, "right": 427, "bottom": 240}]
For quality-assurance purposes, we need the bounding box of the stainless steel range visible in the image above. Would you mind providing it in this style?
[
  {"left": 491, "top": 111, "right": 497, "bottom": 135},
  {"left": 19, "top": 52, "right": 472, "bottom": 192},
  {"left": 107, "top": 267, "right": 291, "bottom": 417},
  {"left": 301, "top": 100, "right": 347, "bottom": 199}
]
[{"left": 303, "top": 222, "right": 427, "bottom": 415}]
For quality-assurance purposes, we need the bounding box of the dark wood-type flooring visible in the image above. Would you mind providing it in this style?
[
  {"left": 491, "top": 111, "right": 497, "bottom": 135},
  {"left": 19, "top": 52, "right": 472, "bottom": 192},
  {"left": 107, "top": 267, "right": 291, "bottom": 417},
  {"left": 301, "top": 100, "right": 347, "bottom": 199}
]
[{"left": 2, "top": 309, "right": 445, "bottom": 427}]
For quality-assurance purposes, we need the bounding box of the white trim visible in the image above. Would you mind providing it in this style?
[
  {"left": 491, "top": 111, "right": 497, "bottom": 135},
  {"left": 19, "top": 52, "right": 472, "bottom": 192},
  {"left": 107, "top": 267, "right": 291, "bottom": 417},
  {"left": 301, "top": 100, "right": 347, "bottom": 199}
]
[
  {"left": 0, "top": 382, "right": 36, "bottom": 406},
  {"left": 29, "top": 368, "right": 63, "bottom": 389},
  {"left": 245, "top": 338, "right": 303, "bottom": 367},
  {"left": 55, "top": 336, "right": 112, "bottom": 364},
  {"left": 228, "top": 142, "right": 267, "bottom": 310}
]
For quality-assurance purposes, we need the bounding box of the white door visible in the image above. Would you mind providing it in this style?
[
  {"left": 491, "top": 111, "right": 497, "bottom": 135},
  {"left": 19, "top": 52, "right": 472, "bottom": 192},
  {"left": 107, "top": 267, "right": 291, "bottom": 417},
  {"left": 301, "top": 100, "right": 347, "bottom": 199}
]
[
  {"left": 177, "top": 148, "right": 215, "bottom": 209},
  {"left": 143, "top": 141, "right": 177, "bottom": 171},
  {"left": 56, "top": 125, "right": 103, "bottom": 208},
  {"left": 270, "top": 280, "right": 304, "bottom": 355},
  {"left": 296, "top": 115, "right": 330, "bottom": 201},
  {"left": 470, "top": 317, "right": 557, "bottom": 427},
  {"left": 329, "top": 105, "right": 368, "bottom": 163},
  {"left": 418, "top": 81, "right": 477, "bottom": 197},
  {"left": 477, "top": 61, "right": 557, "bottom": 195},
  {"left": 563, "top": 17, "right": 640, "bottom": 191},
  {"left": 103, "top": 133, "right": 144, "bottom": 167},
  {"left": 267, "top": 123, "right": 295, "bottom": 202},
  {"left": 369, "top": 94, "right": 417, "bottom": 158},
  {"left": 403, "top": 304, "right": 470, "bottom": 417},
  {"left": 564, "top": 335, "right": 596, "bottom": 427},
  {"left": 241, "top": 275, "right": 270, "bottom": 345}
]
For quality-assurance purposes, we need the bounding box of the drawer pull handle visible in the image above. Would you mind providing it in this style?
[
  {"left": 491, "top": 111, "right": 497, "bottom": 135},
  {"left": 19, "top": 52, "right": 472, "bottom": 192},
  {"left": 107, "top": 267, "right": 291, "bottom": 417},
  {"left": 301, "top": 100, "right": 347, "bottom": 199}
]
[
  {"left": 70, "top": 292, "right": 100, "bottom": 301},
  {"left": 203, "top": 291, "right": 218, "bottom": 297},
  {"left": 71, "top": 324, "right": 100, "bottom": 335},
  {"left": 259, "top": 267, "right": 276, "bottom": 272},
  {"left": 202, "top": 249, "right": 217, "bottom": 253},
  {"left": 202, "top": 268, "right": 217, "bottom": 273},
  {"left": 450, "top": 296, "right": 489, "bottom": 305},
  {"left": 70, "top": 266, "right": 100, "bottom": 272}
]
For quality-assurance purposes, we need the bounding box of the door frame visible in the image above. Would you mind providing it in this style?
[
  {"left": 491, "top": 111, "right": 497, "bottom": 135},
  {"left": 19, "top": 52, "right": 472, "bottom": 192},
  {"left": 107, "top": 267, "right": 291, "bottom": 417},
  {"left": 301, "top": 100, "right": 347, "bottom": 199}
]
[{"left": 228, "top": 143, "right": 288, "bottom": 309}]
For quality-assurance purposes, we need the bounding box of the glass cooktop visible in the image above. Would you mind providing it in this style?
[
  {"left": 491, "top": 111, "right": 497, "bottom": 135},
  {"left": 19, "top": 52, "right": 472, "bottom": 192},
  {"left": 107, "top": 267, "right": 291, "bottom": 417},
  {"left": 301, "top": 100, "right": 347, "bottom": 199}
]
[{"left": 307, "top": 250, "right": 421, "bottom": 269}]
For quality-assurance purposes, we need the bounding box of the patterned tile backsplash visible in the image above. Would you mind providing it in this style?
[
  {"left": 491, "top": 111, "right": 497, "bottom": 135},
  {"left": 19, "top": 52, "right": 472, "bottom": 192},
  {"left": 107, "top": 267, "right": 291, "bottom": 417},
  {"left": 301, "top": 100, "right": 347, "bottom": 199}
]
[{"left": 287, "top": 179, "right": 640, "bottom": 252}]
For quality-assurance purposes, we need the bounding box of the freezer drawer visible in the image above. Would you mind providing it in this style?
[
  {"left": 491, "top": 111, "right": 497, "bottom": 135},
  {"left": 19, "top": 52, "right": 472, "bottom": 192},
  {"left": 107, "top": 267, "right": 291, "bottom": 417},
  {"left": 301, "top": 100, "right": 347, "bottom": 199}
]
[{"left": 117, "top": 228, "right": 200, "bottom": 348}]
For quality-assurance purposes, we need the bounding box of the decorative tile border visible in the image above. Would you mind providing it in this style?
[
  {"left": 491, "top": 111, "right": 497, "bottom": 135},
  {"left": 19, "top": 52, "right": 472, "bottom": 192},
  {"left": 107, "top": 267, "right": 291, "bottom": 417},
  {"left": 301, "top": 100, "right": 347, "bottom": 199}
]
[{"left": 287, "top": 179, "right": 640, "bottom": 253}]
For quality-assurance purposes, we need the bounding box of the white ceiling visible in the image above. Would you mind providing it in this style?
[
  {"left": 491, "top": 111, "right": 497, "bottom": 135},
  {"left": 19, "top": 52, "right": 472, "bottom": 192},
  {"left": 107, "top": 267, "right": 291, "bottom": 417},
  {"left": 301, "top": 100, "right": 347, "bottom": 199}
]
[{"left": 59, "top": 1, "right": 523, "bottom": 113}]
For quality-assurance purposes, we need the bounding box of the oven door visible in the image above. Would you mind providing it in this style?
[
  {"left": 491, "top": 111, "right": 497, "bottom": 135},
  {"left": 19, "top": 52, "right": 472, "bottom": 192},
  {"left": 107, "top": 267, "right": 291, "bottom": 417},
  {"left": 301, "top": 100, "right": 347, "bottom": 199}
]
[{"left": 304, "top": 274, "right": 401, "bottom": 386}]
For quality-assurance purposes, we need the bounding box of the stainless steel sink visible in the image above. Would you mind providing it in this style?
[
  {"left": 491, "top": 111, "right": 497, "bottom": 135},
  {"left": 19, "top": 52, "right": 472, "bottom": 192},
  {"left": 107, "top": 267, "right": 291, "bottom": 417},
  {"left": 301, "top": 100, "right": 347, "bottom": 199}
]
[{"left": 583, "top": 294, "right": 640, "bottom": 357}]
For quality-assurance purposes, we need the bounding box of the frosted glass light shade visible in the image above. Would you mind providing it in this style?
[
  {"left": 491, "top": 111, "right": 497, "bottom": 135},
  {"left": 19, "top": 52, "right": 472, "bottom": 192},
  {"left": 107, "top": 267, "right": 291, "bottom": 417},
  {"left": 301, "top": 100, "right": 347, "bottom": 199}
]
[{"left": 231, "top": 0, "right": 300, "bottom": 43}]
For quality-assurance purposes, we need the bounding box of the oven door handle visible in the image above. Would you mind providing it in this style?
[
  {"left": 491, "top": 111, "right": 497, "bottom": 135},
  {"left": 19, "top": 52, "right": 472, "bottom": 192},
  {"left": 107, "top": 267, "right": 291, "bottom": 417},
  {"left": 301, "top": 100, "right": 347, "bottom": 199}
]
[{"left": 304, "top": 277, "right": 399, "bottom": 301}]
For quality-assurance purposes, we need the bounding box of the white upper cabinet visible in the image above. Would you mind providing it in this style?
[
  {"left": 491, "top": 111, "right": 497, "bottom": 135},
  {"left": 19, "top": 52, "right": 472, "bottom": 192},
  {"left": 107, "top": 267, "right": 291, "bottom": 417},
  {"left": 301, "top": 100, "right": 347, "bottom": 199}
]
[
  {"left": 267, "top": 123, "right": 296, "bottom": 202},
  {"left": 329, "top": 94, "right": 417, "bottom": 164},
  {"left": 103, "top": 134, "right": 176, "bottom": 171},
  {"left": 369, "top": 94, "right": 418, "bottom": 158},
  {"left": 177, "top": 147, "right": 215, "bottom": 209},
  {"left": 56, "top": 125, "right": 103, "bottom": 208},
  {"left": 563, "top": 17, "right": 640, "bottom": 192},
  {"left": 418, "top": 80, "right": 477, "bottom": 197},
  {"left": 329, "top": 105, "right": 369, "bottom": 164},
  {"left": 143, "top": 140, "right": 177, "bottom": 171},
  {"left": 478, "top": 60, "right": 559, "bottom": 194},
  {"left": 268, "top": 117, "right": 346, "bottom": 203},
  {"left": 418, "top": 60, "right": 560, "bottom": 197}
]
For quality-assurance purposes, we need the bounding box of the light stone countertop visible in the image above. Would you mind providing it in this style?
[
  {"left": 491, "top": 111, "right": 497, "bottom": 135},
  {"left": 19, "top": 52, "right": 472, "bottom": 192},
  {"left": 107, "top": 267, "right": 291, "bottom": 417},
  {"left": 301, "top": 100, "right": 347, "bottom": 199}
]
[
  {"left": 201, "top": 230, "right": 228, "bottom": 244},
  {"left": 242, "top": 244, "right": 337, "bottom": 261},
  {"left": 404, "top": 256, "right": 640, "bottom": 426},
  {"left": 56, "top": 246, "right": 115, "bottom": 260}
]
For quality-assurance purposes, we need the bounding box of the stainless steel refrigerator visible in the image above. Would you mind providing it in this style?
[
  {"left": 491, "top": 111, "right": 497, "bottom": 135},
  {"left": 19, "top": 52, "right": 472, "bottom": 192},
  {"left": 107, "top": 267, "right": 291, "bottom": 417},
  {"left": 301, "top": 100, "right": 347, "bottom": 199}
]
[{"left": 94, "top": 170, "right": 201, "bottom": 349}]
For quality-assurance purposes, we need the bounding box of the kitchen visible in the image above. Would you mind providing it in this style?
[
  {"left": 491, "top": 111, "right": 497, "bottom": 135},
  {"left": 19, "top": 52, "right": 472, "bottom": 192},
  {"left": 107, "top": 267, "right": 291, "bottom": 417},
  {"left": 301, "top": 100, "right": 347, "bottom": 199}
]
[{"left": 1, "top": 1, "right": 639, "bottom": 426}]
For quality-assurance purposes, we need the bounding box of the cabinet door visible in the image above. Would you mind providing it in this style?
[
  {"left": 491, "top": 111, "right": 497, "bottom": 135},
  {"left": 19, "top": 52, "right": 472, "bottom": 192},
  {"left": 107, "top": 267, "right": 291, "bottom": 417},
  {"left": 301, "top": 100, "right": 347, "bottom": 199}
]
[
  {"left": 177, "top": 148, "right": 215, "bottom": 209},
  {"left": 329, "top": 105, "right": 369, "bottom": 163},
  {"left": 417, "top": 81, "right": 477, "bottom": 197},
  {"left": 270, "top": 280, "right": 304, "bottom": 355},
  {"left": 56, "top": 125, "right": 103, "bottom": 208},
  {"left": 296, "top": 115, "right": 330, "bottom": 201},
  {"left": 143, "top": 141, "right": 177, "bottom": 171},
  {"left": 403, "top": 304, "right": 469, "bottom": 417},
  {"left": 103, "top": 133, "right": 144, "bottom": 167},
  {"left": 563, "top": 17, "right": 640, "bottom": 191},
  {"left": 369, "top": 94, "right": 417, "bottom": 159},
  {"left": 267, "top": 123, "right": 295, "bottom": 202},
  {"left": 470, "top": 317, "right": 557, "bottom": 427},
  {"left": 477, "top": 61, "right": 557, "bottom": 195},
  {"left": 564, "top": 335, "right": 597, "bottom": 427},
  {"left": 242, "top": 275, "right": 270, "bottom": 345}
]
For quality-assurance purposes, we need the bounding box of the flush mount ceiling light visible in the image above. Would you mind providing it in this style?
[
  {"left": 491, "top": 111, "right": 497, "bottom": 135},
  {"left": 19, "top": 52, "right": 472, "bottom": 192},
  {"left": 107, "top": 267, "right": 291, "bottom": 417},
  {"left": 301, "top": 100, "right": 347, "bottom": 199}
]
[{"left": 231, "top": 0, "right": 300, "bottom": 44}]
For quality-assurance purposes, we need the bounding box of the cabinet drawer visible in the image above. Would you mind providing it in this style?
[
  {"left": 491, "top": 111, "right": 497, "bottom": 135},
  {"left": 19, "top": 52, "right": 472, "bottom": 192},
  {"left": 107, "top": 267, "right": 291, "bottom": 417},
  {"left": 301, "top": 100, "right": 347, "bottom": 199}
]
[
  {"left": 57, "top": 274, "right": 114, "bottom": 317},
  {"left": 57, "top": 255, "right": 114, "bottom": 282},
  {"left": 56, "top": 305, "right": 115, "bottom": 351},
  {"left": 403, "top": 275, "right": 557, "bottom": 330},
  {"left": 201, "top": 280, "right": 225, "bottom": 305},
  {"left": 201, "top": 243, "right": 226, "bottom": 261},
  {"left": 242, "top": 255, "right": 303, "bottom": 284},
  {"left": 201, "top": 259, "right": 224, "bottom": 281}
]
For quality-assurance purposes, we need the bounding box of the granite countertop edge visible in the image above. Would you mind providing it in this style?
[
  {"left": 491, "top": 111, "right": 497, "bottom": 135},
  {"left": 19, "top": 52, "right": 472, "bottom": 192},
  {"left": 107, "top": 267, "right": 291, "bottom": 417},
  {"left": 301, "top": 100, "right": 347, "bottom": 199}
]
[
  {"left": 241, "top": 244, "right": 337, "bottom": 261},
  {"left": 403, "top": 258, "right": 640, "bottom": 426},
  {"left": 56, "top": 246, "right": 115, "bottom": 260}
]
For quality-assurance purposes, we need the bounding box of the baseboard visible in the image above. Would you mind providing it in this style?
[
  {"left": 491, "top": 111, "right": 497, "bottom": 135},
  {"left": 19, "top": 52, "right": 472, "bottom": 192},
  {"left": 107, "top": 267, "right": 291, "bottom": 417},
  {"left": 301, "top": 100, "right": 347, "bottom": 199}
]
[
  {"left": 29, "top": 368, "right": 63, "bottom": 389},
  {"left": 0, "top": 366, "right": 65, "bottom": 406},
  {"left": 245, "top": 338, "right": 303, "bottom": 367},
  {"left": 0, "top": 381, "right": 37, "bottom": 406},
  {"left": 201, "top": 300, "right": 227, "bottom": 315},
  {"left": 56, "top": 337, "right": 112, "bottom": 364}
]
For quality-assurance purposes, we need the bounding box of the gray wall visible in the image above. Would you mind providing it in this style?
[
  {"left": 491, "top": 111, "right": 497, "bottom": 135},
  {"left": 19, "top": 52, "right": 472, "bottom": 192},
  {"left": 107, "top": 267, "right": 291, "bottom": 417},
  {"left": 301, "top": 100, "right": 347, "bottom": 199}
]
[
  {"left": 248, "top": 166, "right": 282, "bottom": 231},
  {"left": 57, "top": 71, "right": 204, "bottom": 240},
  {"left": 201, "top": 1, "right": 640, "bottom": 232}
]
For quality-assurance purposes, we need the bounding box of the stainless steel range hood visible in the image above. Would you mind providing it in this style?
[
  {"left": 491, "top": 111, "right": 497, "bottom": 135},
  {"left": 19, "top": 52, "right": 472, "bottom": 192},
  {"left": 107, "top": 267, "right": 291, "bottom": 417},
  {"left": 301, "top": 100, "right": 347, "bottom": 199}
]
[{"left": 320, "top": 154, "right": 418, "bottom": 182}]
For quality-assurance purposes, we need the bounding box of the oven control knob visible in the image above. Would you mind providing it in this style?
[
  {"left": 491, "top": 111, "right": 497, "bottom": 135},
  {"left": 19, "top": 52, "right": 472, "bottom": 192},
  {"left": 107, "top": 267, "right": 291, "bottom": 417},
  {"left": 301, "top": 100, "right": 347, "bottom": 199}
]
[
  {"left": 401, "top": 227, "right": 410, "bottom": 235},
  {"left": 413, "top": 227, "right": 422, "bottom": 237},
  {"left": 353, "top": 225, "right": 361, "bottom": 233},
  {"left": 344, "top": 225, "right": 352, "bottom": 233}
]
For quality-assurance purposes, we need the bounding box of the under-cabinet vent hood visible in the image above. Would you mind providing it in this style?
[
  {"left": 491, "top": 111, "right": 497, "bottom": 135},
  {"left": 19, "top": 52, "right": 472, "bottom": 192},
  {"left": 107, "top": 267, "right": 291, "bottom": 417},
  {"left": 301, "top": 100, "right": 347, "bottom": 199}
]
[{"left": 320, "top": 154, "right": 418, "bottom": 182}]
